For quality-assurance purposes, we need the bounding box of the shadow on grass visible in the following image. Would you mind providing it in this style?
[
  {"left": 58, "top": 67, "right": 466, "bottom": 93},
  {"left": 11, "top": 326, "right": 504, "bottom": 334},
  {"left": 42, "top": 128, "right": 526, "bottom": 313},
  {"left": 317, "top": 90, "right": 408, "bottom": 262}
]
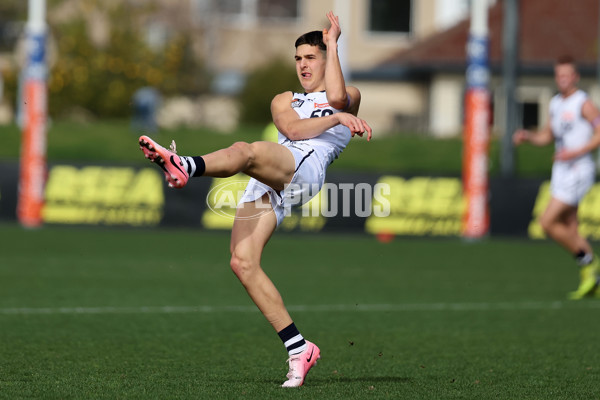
[{"left": 260, "top": 376, "right": 413, "bottom": 385}]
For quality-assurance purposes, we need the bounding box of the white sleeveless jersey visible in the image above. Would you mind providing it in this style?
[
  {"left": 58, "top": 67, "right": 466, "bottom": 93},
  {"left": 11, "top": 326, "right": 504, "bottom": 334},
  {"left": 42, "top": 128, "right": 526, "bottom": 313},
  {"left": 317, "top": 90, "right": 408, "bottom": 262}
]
[
  {"left": 277, "top": 90, "right": 352, "bottom": 166},
  {"left": 549, "top": 89, "right": 594, "bottom": 166}
]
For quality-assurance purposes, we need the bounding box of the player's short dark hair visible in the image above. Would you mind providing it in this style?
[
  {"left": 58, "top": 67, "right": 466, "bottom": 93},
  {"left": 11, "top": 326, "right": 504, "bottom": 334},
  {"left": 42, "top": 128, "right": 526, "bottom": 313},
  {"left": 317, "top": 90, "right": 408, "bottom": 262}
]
[
  {"left": 556, "top": 55, "right": 576, "bottom": 67},
  {"left": 295, "top": 30, "right": 327, "bottom": 51}
]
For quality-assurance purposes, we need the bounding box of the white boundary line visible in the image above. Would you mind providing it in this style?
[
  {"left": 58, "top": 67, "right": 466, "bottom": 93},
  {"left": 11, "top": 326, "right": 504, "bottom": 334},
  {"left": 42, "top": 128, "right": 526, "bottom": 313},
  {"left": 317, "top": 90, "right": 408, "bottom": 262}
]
[{"left": 1, "top": 301, "right": 600, "bottom": 315}]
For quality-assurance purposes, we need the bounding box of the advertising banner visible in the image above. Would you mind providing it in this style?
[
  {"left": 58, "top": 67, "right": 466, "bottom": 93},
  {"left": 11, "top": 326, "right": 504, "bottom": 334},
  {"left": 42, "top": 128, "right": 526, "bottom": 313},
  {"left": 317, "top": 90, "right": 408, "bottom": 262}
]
[
  {"left": 4, "top": 161, "right": 600, "bottom": 240},
  {"left": 527, "top": 180, "right": 600, "bottom": 240},
  {"left": 41, "top": 165, "right": 165, "bottom": 226}
]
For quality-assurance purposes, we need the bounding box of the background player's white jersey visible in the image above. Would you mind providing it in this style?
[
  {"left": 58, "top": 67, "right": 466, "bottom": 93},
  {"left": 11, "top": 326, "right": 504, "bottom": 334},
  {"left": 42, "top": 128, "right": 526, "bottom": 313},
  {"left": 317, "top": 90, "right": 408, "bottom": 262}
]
[
  {"left": 549, "top": 89, "right": 594, "bottom": 166},
  {"left": 549, "top": 89, "right": 595, "bottom": 205},
  {"left": 277, "top": 90, "right": 352, "bottom": 166}
]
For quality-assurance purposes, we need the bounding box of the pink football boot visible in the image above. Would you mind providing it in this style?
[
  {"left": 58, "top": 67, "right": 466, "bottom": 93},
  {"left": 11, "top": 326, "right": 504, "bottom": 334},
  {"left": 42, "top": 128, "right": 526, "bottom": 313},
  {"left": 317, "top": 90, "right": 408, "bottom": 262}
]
[
  {"left": 139, "top": 135, "right": 189, "bottom": 188},
  {"left": 282, "top": 340, "right": 321, "bottom": 387}
]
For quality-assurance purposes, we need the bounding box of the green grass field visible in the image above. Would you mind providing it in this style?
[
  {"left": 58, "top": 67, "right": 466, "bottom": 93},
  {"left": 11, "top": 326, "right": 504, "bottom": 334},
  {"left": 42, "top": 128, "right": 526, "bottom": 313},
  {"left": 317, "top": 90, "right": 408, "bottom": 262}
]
[{"left": 1, "top": 224, "right": 599, "bottom": 399}]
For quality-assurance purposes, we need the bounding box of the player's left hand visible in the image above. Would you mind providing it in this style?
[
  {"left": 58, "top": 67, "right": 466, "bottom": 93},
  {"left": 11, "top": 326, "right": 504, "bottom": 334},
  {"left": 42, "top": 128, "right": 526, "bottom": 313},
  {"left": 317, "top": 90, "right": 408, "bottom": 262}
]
[
  {"left": 323, "top": 11, "right": 341, "bottom": 45},
  {"left": 338, "top": 112, "right": 372, "bottom": 141},
  {"left": 354, "top": 119, "right": 373, "bottom": 141},
  {"left": 553, "top": 149, "right": 580, "bottom": 161}
]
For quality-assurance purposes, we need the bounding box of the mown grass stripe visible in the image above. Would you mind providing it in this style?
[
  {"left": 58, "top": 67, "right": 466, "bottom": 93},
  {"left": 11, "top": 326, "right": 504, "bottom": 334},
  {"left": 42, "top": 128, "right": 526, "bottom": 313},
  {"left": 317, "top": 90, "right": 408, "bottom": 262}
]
[{"left": 2, "top": 300, "right": 600, "bottom": 315}]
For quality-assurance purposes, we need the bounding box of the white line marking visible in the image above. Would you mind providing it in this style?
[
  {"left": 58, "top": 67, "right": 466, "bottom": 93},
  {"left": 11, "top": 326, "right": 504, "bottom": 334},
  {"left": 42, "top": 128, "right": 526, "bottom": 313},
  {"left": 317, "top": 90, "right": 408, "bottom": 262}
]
[{"left": 1, "top": 301, "right": 599, "bottom": 315}]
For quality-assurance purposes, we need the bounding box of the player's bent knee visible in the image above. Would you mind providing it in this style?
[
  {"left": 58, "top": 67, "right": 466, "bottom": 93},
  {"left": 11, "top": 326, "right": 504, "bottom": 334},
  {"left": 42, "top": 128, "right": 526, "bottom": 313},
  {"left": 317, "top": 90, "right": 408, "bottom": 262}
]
[
  {"left": 230, "top": 253, "right": 256, "bottom": 282},
  {"left": 539, "top": 216, "right": 554, "bottom": 235},
  {"left": 230, "top": 141, "right": 254, "bottom": 160}
]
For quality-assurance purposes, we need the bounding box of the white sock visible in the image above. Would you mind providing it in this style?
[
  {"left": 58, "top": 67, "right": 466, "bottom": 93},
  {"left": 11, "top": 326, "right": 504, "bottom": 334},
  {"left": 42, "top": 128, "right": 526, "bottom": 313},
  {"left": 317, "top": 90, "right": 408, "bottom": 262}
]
[
  {"left": 180, "top": 156, "right": 196, "bottom": 176},
  {"left": 286, "top": 334, "right": 308, "bottom": 355}
]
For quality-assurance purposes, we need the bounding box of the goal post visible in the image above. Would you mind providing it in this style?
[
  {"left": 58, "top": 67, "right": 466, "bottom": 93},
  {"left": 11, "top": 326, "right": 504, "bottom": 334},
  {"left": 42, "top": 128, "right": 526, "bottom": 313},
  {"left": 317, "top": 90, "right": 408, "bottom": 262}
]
[
  {"left": 462, "top": 0, "right": 491, "bottom": 239},
  {"left": 17, "top": 0, "right": 48, "bottom": 228}
]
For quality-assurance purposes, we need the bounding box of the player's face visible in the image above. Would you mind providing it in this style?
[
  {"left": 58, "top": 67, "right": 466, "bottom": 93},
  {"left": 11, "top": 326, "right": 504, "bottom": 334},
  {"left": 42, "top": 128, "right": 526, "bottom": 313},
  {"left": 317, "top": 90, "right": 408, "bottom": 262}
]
[
  {"left": 295, "top": 44, "right": 326, "bottom": 92},
  {"left": 554, "top": 63, "right": 579, "bottom": 95}
]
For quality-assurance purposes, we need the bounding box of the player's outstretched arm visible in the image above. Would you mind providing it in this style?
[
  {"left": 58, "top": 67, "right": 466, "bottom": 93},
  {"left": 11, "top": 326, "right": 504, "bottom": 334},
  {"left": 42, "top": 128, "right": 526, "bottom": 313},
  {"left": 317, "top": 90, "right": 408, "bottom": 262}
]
[
  {"left": 321, "top": 11, "right": 369, "bottom": 136},
  {"left": 271, "top": 91, "right": 342, "bottom": 140},
  {"left": 513, "top": 119, "right": 553, "bottom": 147},
  {"left": 272, "top": 91, "right": 372, "bottom": 141},
  {"left": 323, "top": 11, "right": 351, "bottom": 111}
]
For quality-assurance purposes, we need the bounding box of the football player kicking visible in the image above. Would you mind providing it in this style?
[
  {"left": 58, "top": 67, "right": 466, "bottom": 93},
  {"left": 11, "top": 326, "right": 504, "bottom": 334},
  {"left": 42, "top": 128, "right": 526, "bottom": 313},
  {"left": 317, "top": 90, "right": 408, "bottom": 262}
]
[{"left": 139, "top": 11, "right": 371, "bottom": 386}]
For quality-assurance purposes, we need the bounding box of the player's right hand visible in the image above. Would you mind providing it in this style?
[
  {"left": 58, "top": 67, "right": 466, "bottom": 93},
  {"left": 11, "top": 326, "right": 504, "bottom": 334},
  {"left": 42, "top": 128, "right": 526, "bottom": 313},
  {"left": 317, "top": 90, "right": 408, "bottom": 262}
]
[
  {"left": 323, "top": 11, "right": 341, "bottom": 45},
  {"left": 513, "top": 129, "right": 530, "bottom": 145}
]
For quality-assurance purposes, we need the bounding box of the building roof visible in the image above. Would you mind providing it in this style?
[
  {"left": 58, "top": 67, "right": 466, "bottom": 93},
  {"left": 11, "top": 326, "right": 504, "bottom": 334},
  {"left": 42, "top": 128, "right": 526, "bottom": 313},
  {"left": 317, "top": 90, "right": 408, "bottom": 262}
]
[{"left": 355, "top": 0, "right": 600, "bottom": 80}]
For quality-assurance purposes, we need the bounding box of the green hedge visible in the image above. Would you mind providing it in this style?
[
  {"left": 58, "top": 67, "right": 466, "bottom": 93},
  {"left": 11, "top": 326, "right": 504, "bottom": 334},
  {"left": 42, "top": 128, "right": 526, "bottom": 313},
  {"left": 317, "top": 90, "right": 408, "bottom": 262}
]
[{"left": 0, "top": 120, "right": 555, "bottom": 177}]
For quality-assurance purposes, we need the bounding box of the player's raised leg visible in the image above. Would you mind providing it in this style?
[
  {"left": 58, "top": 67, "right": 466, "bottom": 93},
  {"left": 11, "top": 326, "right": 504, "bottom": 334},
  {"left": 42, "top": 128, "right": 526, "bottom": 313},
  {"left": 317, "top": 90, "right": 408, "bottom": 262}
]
[
  {"left": 202, "top": 141, "right": 295, "bottom": 191},
  {"left": 139, "top": 136, "right": 296, "bottom": 192}
]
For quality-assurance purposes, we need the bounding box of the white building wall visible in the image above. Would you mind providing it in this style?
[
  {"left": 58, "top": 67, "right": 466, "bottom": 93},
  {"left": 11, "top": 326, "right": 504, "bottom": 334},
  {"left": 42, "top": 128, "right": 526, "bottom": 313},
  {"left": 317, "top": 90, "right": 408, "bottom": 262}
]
[
  {"left": 429, "top": 75, "right": 464, "bottom": 137},
  {"left": 434, "top": 0, "right": 470, "bottom": 30},
  {"left": 353, "top": 81, "right": 426, "bottom": 135}
]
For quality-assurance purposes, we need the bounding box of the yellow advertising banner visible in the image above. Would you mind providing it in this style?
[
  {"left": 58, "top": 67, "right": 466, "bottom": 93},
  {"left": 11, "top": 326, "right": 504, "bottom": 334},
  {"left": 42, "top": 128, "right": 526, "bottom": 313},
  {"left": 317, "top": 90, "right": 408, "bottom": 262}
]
[
  {"left": 366, "top": 176, "right": 466, "bottom": 237},
  {"left": 529, "top": 181, "right": 600, "bottom": 240},
  {"left": 42, "top": 165, "right": 164, "bottom": 226}
]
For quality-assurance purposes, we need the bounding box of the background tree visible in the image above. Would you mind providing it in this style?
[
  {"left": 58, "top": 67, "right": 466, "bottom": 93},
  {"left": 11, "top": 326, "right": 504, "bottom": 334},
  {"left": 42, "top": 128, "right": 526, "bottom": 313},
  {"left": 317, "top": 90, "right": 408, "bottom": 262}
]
[
  {"left": 46, "top": 0, "right": 210, "bottom": 118},
  {"left": 238, "top": 58, "right": 298, "bottom": 125}
]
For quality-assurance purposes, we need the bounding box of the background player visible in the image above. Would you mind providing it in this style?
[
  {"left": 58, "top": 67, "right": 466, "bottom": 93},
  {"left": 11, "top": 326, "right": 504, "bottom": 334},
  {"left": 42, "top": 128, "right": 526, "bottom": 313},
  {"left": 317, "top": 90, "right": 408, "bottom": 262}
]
[{"left": 513, "top": 55, "right": 600, "bottom": 299}]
